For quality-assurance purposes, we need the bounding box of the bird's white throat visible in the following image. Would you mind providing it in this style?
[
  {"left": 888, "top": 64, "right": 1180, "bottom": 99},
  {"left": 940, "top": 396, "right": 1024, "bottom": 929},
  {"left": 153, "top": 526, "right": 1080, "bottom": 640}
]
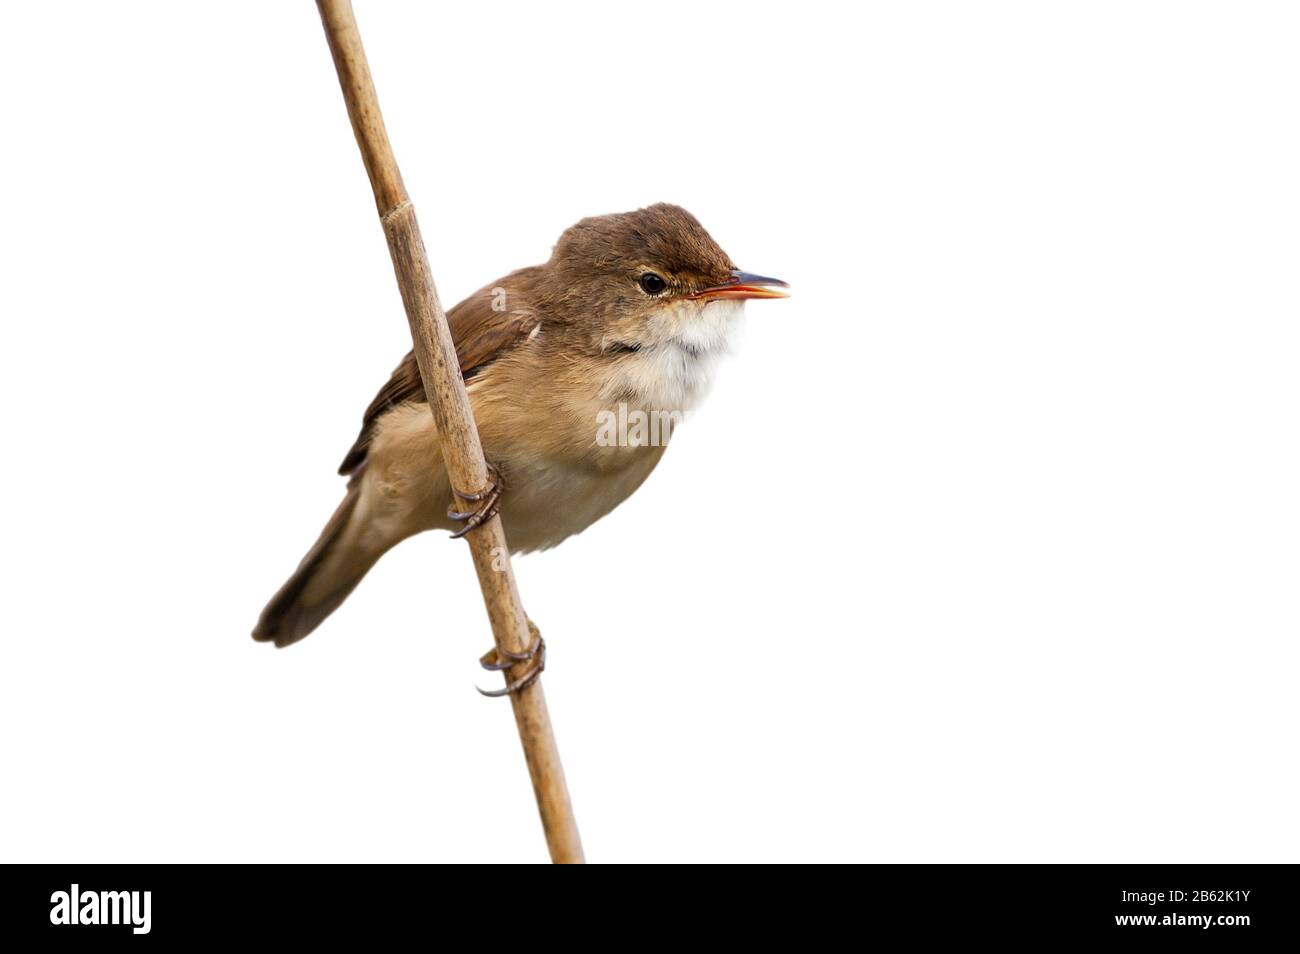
[{"left": 604, "top": 299, "right": 745, "bottom": 413}]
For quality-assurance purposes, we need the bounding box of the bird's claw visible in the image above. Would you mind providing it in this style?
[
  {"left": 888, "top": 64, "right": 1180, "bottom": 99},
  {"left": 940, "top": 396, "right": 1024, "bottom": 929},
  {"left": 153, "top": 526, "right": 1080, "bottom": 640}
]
[
  {"left": 476, "top": 619, "right": 545, "bottom": 697},
  {"left": 448, "top": 463, "right": 501, "bottom": 539}
]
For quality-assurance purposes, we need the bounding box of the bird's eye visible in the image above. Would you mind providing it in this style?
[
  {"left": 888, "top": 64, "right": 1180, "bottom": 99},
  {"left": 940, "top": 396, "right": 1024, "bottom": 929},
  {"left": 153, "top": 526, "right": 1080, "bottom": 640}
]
[{"left": 639, "top": 272, "right": 668, "bottom": 295}]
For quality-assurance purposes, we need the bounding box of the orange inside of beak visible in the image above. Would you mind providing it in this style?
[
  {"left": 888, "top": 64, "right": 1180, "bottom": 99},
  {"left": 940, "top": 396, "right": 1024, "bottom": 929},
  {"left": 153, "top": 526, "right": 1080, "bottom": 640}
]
[{"left": 691, "top": 284, "right": 790, "bottom": 301}]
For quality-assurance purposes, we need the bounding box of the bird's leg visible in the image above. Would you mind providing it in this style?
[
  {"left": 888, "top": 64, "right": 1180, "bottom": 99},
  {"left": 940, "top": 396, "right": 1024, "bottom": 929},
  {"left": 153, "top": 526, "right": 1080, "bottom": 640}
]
[
  {"left": 477, "top": 619, "right": 546, "bottom": 697},
  {"left": 447, "top": 461, "right": 502, "bottom": 539}
]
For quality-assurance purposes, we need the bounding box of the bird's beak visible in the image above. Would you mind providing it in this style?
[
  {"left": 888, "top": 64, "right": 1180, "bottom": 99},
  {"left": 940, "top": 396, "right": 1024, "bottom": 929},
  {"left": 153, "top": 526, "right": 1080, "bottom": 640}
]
[{"left": 689, "top": 269, "right": 790, "bottom": 301}]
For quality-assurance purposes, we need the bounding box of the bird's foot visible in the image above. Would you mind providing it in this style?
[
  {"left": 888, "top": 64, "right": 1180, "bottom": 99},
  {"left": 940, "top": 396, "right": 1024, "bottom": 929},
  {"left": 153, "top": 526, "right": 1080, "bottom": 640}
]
[
  {"left": 477, "top": 619, "right": 546, "bottom": 697},
  {"left": 447, "top": 462, "right": 502, "bottom": 539}
]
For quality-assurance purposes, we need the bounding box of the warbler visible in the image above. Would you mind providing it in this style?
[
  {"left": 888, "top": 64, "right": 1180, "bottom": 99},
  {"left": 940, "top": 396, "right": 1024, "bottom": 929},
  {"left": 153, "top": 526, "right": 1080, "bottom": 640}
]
[{"left": 254, "top": 203, "right": 787, "bottom": 646}]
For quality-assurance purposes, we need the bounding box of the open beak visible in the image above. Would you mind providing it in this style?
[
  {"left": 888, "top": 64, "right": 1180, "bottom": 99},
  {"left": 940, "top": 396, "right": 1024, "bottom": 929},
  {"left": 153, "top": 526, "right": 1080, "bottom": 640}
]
[{"left": 689, "top": 269, "right": 790, "bottom": 301}]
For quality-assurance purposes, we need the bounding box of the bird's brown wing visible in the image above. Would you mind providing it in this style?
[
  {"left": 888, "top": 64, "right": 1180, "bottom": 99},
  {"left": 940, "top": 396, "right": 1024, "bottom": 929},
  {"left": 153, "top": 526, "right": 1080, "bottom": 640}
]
[{"left": 338, "top": 276, "right": 541, "bottom": 476}]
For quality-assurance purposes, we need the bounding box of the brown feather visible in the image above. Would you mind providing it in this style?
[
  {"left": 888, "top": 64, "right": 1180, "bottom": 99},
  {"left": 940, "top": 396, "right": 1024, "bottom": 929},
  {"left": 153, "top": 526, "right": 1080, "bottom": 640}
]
[
  {"left": 338, "top": 269, "right": 543, "bottom": 475},
  {"left": 252, "top": 478, "right": 364, "bottom": 647}
]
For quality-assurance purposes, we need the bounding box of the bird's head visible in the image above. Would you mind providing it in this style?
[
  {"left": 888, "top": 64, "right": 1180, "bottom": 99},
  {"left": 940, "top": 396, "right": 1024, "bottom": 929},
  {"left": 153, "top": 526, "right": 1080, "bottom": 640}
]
[{"left": 541, "top": 203, "right": 787, "bottom": 356}]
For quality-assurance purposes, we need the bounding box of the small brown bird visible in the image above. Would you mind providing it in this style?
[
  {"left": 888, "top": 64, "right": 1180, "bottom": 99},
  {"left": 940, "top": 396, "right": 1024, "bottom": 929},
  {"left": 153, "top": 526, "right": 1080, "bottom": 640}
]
[{"left": 254, "top": 203, "right": 787, "bottom": 647}]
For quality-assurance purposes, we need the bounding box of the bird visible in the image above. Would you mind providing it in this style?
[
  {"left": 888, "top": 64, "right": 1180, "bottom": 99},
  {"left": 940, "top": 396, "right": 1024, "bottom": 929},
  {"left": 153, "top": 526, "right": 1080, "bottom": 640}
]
[{"left": 253, "top": 203, "right": 787, "bottom": 649}]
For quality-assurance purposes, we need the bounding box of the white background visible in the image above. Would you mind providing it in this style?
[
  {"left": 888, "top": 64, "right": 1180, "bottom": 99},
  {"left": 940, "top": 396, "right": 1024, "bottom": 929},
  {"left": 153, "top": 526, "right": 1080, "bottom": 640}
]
[{"left": 1, "top": 2, "right": 1296, "bottom": 863}]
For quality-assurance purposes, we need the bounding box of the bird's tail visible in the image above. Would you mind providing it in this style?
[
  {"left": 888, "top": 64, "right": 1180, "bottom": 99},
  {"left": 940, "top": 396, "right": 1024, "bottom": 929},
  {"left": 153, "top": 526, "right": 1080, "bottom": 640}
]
[{"left": 252, "top": 478, "right": 386, "bottom": 647}]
